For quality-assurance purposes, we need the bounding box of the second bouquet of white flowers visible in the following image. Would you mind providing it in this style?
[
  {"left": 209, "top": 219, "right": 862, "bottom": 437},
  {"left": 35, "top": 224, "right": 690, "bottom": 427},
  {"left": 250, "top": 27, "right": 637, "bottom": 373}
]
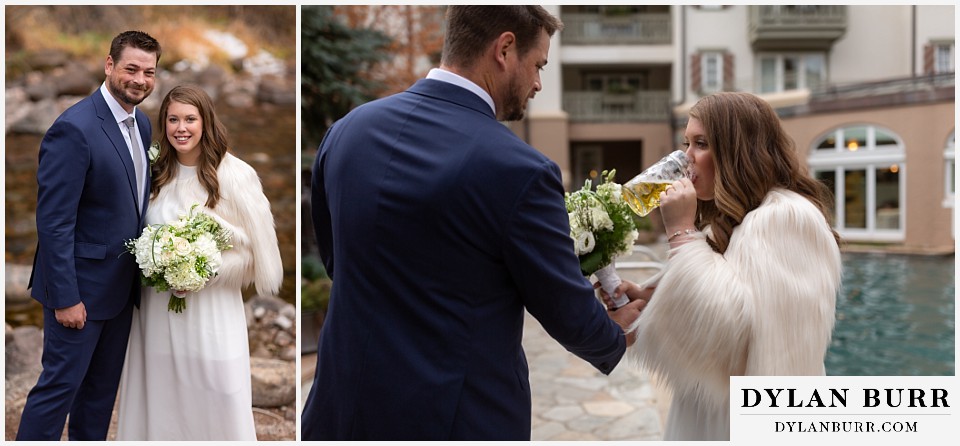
[
  {"left": 565, "top": 170, "right": 638, "bottom": 309},
  {"left": 126, "top": 203, "right": 233, "bottom": 313}
]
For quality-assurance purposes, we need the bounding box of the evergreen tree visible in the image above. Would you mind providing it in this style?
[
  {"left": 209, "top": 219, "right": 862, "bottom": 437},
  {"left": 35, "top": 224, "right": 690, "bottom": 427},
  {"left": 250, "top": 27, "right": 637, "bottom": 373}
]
[{"left": 301, "top": 5, "right": 392, "bottom": 150}]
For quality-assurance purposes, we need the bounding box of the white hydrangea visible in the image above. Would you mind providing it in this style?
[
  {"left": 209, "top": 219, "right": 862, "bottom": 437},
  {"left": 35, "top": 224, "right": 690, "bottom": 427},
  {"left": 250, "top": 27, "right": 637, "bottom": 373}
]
[
  {"left": 163, "top": 261, "right": 207, "bottom": 292},
  {"left": 584, "top": 199, "right": 614, "bottom": 232},
  {"left": 596, "top": 181, "right": 622, "bottom": 204},
  {"left": 131, "top": 226, "right": 161, "bottom": 276}
]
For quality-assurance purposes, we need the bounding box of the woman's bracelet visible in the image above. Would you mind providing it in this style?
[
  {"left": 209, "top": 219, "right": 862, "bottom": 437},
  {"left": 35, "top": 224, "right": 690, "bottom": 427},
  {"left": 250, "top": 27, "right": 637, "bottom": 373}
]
[{"left": 667, "top": 228, "right": 698, "bottom": 242}]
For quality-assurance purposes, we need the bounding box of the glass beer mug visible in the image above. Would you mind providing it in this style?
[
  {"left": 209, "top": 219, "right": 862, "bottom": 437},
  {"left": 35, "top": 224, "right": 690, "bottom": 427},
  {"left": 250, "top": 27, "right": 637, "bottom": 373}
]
[{"left": 621, "top": 150, "right": 692, "bottom": 217}]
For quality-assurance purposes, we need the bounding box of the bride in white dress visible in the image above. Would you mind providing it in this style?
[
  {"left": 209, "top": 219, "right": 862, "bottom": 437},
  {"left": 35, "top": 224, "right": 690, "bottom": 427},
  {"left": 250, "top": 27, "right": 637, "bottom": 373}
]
[
  {"left": 116, "top": 85, "right": 283, "bottom": 440},
  {"left": 600, "top": 93, "right": 841, "bottom": 440}
]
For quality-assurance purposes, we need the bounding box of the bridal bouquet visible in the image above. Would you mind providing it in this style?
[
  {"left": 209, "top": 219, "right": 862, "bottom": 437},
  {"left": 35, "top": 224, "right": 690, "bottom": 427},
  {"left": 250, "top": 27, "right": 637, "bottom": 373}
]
[
  {"left": 565, "top": 170, "right": 638, "bottom": 308},
  {"left": 125, "top": 203, "right": 233, "bottom": 313}
]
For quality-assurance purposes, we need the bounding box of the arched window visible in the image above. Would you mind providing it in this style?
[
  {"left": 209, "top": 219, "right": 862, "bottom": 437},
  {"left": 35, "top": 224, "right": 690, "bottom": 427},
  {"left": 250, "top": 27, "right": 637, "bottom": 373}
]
[{"left": 808, "top": 125, "right": 905, "bottom": 241}]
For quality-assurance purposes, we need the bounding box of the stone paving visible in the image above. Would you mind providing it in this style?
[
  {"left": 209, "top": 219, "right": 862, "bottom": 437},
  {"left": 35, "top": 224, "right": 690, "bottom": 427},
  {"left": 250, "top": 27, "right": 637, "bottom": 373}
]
[
  {"left": 527, "top": 244, "right": 670, "bottom": 440},
  {"left": 300, "top": 243, "right": 671, "bottom": 440},
  {"left": 524, "top": 309, "right": 665, "bottom": 441}
]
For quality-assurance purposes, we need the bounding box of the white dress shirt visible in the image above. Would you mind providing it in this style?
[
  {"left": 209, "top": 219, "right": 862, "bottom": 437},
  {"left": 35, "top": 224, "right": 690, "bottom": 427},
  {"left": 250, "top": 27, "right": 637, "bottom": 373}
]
[{"left": 426, "top": 68, "right": 496, "bottom": 116}]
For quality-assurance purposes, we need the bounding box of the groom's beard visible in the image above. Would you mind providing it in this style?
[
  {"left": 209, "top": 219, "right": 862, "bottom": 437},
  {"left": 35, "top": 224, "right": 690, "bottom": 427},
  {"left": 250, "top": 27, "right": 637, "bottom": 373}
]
[
  {"left": 499, "top": 76, "right": 530, "bottom": 122},
  {"left": 107, "top": 77, "right": 153, "bottom": 108}
]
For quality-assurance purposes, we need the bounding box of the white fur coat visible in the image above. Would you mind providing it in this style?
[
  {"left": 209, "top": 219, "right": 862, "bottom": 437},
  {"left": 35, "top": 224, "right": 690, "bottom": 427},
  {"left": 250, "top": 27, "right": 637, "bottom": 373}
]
[
  {"left": 155, "top": 153, "right": 283, "bottom": 296},
  {"left": 629, "top": 189, "right": 841, "bottom": 439}
]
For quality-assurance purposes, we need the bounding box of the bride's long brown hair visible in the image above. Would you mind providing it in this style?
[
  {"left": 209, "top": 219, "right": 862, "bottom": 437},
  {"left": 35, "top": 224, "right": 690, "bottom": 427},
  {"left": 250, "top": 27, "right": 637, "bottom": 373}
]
[
  {"left": 150, "top": 85, "right": 229, "bottom": 208},
  {"left": 690, "top": 92, "right": 841, "bottom": 254}
]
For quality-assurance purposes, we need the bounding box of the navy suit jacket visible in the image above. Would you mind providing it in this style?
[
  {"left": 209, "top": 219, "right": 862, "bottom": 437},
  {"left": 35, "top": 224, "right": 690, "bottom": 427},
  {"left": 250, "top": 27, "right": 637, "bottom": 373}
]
[
  {"left": 304, "top": 79, "right": 626, "bottom": 440},
  {"left": 29, "top": 88, "right": 150, "bottom": 320}
]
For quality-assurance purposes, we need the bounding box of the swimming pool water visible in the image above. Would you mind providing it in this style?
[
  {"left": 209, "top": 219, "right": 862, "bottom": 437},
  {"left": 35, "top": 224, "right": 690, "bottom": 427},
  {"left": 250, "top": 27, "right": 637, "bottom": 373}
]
[{"left": 826, "top": 252, "right": 955, "bottom": 376}]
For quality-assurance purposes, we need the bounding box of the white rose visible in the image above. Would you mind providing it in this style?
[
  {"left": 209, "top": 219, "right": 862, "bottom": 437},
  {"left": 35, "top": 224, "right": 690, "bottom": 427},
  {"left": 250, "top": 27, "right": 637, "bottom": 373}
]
[
  {"left": 575, "top": 231, "right": 596, "bottom": 255},
  {"left": 172, "top": 237, "right": 192, "bottom": 256},
  {"left": 160, "top": 250, "right": 175, "bottom": 263}
]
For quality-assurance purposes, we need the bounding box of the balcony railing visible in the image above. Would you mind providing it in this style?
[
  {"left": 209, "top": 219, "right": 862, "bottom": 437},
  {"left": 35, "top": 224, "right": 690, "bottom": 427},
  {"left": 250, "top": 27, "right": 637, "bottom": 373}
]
[
  {"left": 808, "top": 73, "right": 955, "bottom": 113},
  {"left": 748, "top": 5, "right": 847, "bottom": 50},
  {"left": 561, "top": 13, "right": 671, "bottom": 45},
  {"left": 563, "top": 91, "right": 672, "bottom": 122}
]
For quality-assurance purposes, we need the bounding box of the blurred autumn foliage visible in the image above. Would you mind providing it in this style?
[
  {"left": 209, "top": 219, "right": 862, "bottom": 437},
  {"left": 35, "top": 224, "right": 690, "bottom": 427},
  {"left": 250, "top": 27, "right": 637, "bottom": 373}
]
[
  {"left": 333, "top": 5, "right": 445, "bottom": 96},
  {"left": 5, "top": 5, "right": 296, "bottom": 79}
]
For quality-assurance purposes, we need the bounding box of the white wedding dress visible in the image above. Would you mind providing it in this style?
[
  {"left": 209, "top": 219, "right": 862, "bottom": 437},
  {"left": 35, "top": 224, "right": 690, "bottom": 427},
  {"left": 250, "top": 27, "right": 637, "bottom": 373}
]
[{"left": 116, "top": 154, "right": 283, "bottom": 440}]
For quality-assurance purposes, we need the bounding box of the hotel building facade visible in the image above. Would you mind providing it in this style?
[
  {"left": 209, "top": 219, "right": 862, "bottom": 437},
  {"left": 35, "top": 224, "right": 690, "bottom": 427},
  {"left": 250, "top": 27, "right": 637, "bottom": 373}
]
[{"left": 517, "top": 5, "right": 955, "bottom": 253}]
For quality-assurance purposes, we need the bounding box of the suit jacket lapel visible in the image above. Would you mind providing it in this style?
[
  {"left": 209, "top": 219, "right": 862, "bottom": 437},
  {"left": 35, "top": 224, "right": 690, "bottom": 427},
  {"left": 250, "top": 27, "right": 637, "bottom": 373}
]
[
  {"left": 92, "top": 89, "right": 140, "bottom": 218},
  {"left": 136, "top": 111, "right": 151, "bottom": 223}
]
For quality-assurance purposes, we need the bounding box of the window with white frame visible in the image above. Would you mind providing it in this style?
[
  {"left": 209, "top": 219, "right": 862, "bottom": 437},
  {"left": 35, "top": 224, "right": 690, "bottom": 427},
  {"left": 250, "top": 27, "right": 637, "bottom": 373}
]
[
  {"left": 702, "top": 51, "right": 723, "bottom": 93},
  {"left": 809, "top": 125, "right": 905, "bottom": 241},
  {"left": 759, "top": 53, "right": 826, "bottom": 93},
  {"left": 934, "top": 42, "right": 955, "bottom": 74}
]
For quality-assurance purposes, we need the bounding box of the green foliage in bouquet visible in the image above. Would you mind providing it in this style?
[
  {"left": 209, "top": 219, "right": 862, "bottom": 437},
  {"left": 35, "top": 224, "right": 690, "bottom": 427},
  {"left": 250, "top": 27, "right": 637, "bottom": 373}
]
[{"left": 565, "top": 170, "right": 638, "bottom": 277}]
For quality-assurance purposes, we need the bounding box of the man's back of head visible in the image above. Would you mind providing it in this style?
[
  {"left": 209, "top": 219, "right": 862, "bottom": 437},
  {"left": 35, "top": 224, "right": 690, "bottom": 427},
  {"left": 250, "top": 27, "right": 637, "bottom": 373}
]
[{"left": 440, "top": 6, "right": 562, "bottom": 71}]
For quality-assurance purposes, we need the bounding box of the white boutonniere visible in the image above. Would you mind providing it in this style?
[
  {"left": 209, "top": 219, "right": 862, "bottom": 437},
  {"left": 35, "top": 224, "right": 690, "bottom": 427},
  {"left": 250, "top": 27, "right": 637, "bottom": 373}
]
[{"left": 148, "top": 141, "right": 160, "bottom": 165}]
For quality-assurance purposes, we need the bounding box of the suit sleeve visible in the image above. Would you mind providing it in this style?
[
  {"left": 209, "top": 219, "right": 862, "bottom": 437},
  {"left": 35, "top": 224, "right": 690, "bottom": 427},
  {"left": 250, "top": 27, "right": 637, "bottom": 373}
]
[
  {"left": 502, "top": 161, "right": 626, "bottom": 374},
  {"left": 35, "top": 120, "right": 89, "bottom": 309},
  {"left": 311, "top": 129, "right": 335, "bottom": 276}
]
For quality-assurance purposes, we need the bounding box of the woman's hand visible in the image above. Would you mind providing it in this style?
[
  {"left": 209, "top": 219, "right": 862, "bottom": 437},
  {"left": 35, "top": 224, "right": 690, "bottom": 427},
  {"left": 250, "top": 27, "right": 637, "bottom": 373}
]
[
  {"left": 595, "top": 279, "right": 655, "bottom": 311},
  {"left": 659, "top": 177, "right": 698, "bottom": 239}
]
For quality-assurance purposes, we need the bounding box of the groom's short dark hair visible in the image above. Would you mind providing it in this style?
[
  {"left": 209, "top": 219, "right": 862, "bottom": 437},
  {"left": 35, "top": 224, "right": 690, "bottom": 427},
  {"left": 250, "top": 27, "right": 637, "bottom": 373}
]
[
  {"left": 440, "top": 6, "right": 563, "bottom": 70},
  {"left": 109, "top": 30, "right": 162, "bottom": 63}
]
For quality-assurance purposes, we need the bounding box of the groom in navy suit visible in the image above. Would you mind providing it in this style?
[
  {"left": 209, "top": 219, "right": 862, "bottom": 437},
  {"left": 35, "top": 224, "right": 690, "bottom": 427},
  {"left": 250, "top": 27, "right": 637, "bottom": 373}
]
[
  {"left": 304, "top": 6, "right": 646, "bottom": 440},
  {"left": 17, "top": 31, "right": 161, "bottom": 441}
]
